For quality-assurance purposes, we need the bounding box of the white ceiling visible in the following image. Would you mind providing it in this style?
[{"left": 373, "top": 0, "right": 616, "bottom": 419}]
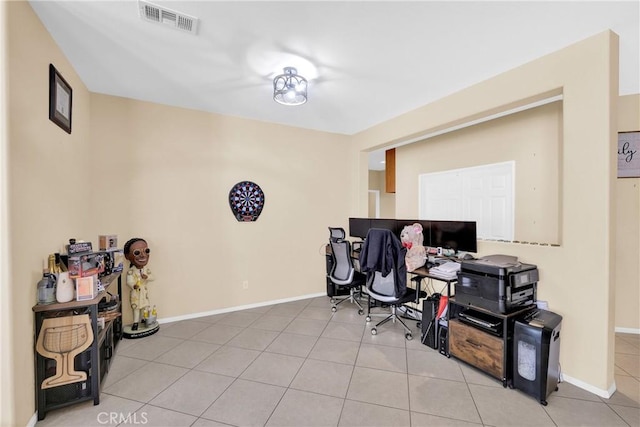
[{"left": 29, "top": 1, "right": 639, "bottom": 170}]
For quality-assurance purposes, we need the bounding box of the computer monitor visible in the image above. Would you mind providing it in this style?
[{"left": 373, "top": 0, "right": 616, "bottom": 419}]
[
  {"left": 396, "top": 220, "right": 431, "bottom": 245},
  {"left": 430, "top": 220, "right": 477, "bottom": 253},
  {"left": 369, "top": 218, "right": 398, "bottom": 235},
  {"left": 348, "top": 218, "right": 371, "bottom": 240}
]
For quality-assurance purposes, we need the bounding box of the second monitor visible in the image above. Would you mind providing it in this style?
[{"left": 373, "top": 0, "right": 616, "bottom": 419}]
[
  {"left": 348, "top": 217, "right": 477, "bottom": 253},
  {"left": 349, "top": 218, "right": 421, "bottom": 240}
]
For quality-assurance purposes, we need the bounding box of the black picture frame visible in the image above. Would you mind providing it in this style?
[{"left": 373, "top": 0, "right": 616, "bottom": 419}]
[{"left": 49, "top": 64, "right": 72, "bottom": 134}]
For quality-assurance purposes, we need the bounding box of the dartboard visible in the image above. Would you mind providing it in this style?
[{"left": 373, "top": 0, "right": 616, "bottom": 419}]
[{"left": 228, "top": 181, "right": 265, "bottom": 222}]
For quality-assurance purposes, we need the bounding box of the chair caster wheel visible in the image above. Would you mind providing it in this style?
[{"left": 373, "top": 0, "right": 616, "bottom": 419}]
[
  {"left": 371, "top": 328, "right": 377, "bottom": 335},
  {"left": 330, "top": 298, "right": 336, "bottom": 304},
  {"left": 331, "top": 306, "right": 337, "bottom": 313},
  {"left": 416, "top": 322, "right": 421, "bottom": 329},
  {"left": 541, "top": 400, "right": 548, "bottom": 406},
  {"left": 365, "top": 316, "right": 371, "bottom": 322},
  {"left": 358, "top": 309, "right": 364, "bottom": 315},
  {"left": 405, "top": 333, "right": 413, "bottom": 340}
]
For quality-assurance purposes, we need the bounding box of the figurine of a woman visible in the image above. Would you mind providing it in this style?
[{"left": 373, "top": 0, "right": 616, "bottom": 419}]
[{"left": 124, "top": 238, "right": 154, "bottom": 331}]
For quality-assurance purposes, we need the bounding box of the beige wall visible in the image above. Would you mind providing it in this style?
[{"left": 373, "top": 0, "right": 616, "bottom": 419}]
[
  {"left": 1, "top": 2, "right": 12, "bottom": 426},
  {"left": 89, "top": 94, "right": 352, "bottom": 324},
  {"left": 4, "top": 3, "right": 352, "bottom": 425},
  {"left": 350, "top": 31, "right": 620, "bottom": 396},
  {"left": 397, "top": 102, "right": 561, "bottom": 244},
  {"left": 6, "top": 2, "right": 94, "bottom": 425},
  {"left": 615, "top": 94, "right": 640, "bottom": 331}
]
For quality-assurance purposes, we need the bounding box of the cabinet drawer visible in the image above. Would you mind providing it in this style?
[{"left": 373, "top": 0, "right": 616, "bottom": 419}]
[{"left": 449, "top": 319, "right": 503, "bottom": 379}]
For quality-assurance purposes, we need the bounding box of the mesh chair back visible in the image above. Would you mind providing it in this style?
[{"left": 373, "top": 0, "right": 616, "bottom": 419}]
[
  {"left": 329, "top": 227, "right": 345, "bottom": 242},
  {"left": 329, "top": 238, "right": 355, "bottom": 285},
  {"left": 367, "top": 270, "right": 396, "bottom": 298}
]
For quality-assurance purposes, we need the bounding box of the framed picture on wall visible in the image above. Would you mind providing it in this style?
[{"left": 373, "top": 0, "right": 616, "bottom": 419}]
[
  {"left": 618, "top": 131, "right": 639, "bottom": 178},
  {"left": 49, "top": 64, "right": 72, "bottom": 134}
]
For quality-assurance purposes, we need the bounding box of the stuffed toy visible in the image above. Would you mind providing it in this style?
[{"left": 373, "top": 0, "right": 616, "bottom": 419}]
[{"left": 400, "top": 222, "right": 427, "bottom": 272}]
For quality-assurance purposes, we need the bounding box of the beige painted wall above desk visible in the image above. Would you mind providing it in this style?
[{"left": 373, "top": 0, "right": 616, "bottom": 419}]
[{"left": 351, "top": 31, "right": 623, "bottom": 397}]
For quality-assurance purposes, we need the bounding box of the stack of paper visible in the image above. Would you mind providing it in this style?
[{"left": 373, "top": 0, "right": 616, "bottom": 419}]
[{"left": 429, "top": 261, "right": 460, "bottom": 279}]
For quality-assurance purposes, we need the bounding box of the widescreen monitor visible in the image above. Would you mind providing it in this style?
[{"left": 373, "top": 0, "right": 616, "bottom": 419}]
[
  {"left": 430, "top": 220, "right": 477, "bottom": 253},
  {"left": 369, "top": 218, "right": 398, "bottom": 235},
  {"left": 396, "top": 220, "right": 431, "bottom": 245},
  {"left": 348, "top": 218, "right": 371, "bottom": 240},
  {"left": 349, "top": 218, "right": 402, "bottom": 240}
]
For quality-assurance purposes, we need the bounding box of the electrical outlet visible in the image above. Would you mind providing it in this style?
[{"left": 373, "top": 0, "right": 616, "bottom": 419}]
[{"left": 242, "top": 280, "right": 249, "bottom": 289}]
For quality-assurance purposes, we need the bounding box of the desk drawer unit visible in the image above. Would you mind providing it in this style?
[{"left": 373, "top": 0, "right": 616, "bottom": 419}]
[{"left": 449, "top": 319, "right": 503, "bottom": 380}]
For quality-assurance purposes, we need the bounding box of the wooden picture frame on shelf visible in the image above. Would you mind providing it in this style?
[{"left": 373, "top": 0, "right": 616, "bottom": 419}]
[
  {"left": 49, "top": 64, "right": 72, "bottom": 134},
  {"left": 75, "top": 276, "right": 97, "bottom": 301}
]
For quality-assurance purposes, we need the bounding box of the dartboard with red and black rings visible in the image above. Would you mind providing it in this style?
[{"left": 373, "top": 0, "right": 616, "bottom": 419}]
[{"left": 228, "top": 181, "right": 265, "bottom": 222}]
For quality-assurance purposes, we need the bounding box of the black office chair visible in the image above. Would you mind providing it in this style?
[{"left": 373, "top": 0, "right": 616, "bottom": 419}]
[
  {"left": 360, "top": 228, "right": 422, "bottom": 340},
  {"left": 327, "top": 227, "right": 366, "bottom": 315}
]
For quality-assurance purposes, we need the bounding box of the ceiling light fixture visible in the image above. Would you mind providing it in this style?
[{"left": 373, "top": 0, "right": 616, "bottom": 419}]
[{"left": 273, "top": 67, "right": 307, "bottom": 106}]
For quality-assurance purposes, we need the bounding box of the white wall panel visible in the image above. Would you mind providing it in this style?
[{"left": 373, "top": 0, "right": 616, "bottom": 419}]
[{"left": 419, "top": 161, "right": 514, "bottom": 240}]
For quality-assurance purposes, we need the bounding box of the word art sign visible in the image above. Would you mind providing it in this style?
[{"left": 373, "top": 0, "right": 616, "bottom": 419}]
[{"left": 618, "top": 131, "right": 640, "bottom": 178}]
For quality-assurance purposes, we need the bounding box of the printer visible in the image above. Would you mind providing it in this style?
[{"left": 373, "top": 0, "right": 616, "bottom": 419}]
[{"left": 455, "top": 254, "right": 538, "bottom": 314}]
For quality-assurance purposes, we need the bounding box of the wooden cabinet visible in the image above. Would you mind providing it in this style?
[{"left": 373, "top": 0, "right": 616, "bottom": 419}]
[
  {"left": 449, "top": 319, "right": 503, "bottom": 379},
  {"left": 448, "top": 299, "right": 535, "bottom": 387},
  {"left": 32, "top": 273, "right": 122, "bottom": 420},
  {"left": 385, "top": 148, "right": 396, "bottom": 193}
]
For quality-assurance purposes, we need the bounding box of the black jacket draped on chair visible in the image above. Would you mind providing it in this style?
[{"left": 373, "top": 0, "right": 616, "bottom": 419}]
[{"left": 359, "top": 228, "right": 407, "bottom": 296}]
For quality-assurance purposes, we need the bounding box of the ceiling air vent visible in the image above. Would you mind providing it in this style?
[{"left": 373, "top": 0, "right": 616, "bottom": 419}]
[{"left": 138, "top": 1, "right": 199, "bottom": 35}]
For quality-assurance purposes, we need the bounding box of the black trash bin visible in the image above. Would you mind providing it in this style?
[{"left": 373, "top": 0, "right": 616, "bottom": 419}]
[{"left": 512, "top": 309, "right": 562, "bottom": 405}]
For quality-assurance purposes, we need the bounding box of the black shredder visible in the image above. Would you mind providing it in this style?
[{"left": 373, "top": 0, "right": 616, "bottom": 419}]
[{"left": 512, "top": 309, "right": 562, "bottom": 405}]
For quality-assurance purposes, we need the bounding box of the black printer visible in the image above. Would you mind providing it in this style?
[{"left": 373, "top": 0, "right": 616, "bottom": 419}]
[{"left": 455, "top": 254, "right": 538, "bottom": 313}]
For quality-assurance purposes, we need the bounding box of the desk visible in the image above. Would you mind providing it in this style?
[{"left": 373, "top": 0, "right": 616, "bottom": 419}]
[{"left": 409, "top": 265, "right": 457, "bottom": 297}]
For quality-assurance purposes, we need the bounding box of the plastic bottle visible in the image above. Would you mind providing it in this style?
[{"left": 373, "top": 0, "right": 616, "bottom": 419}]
[{"left": 37, "top": 269, "right": 57, "bottom": 304}]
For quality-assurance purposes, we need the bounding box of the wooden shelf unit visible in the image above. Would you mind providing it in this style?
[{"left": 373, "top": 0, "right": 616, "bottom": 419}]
[
  {"left": 32, "top": 273, "right": 122, "bottom": 420},
  {"left": 447, "top": 298, "right": 536, "bottom": 387}
]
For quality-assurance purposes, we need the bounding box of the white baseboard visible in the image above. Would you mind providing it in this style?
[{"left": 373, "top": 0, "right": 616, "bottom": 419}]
[
  {"left": 561, "top": 373, "right": 616, "bottom": 399},
  {"left": 159, "top": 292, "right": 326, "bottom": 325},
  {"left": 27, "top": 412, "right": 37, "bottom": 427},
  {"left": 615, "top": 326, "right": 640, "bottom": 335}
]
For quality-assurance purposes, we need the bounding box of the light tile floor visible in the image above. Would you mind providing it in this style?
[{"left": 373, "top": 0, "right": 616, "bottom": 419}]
[{"left": 36, "top": 297, "right": 640, "bottom": 426}]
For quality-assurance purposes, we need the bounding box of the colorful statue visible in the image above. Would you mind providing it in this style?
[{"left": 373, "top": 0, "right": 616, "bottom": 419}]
[{"left": 124, "top": 238, "right": 154, "bottom": 331}]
